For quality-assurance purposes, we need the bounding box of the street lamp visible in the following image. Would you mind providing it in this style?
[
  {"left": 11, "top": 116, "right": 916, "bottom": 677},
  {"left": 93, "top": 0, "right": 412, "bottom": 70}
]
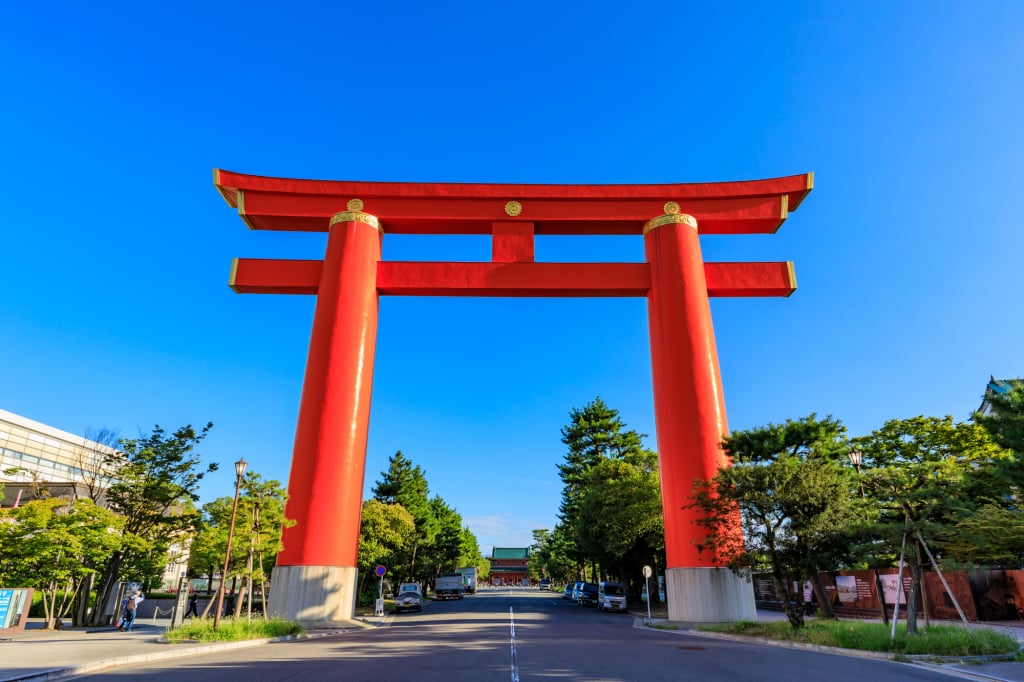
[
  {"left": 213, "top": 457, "right": 247, "bottom": 631},
  {"left": 848, "top": 447, "right": 889, "bottom": 625}
]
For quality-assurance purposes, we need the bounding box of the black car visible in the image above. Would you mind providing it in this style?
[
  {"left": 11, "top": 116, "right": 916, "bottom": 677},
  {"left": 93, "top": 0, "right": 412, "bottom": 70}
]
[{"left": 577, "top": 582, "right": 599, "bottom": 607}]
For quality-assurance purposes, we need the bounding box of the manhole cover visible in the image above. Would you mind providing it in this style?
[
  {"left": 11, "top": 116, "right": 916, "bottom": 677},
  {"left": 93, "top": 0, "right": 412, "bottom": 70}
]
[{"left": 676, "top": 645, "right": 706, "bottom": 651}]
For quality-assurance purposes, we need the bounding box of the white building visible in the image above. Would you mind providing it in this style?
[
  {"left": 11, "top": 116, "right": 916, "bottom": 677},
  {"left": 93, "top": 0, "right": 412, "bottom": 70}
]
[{"left": 0, "top": 408, "right": 189, "bottom": 590}]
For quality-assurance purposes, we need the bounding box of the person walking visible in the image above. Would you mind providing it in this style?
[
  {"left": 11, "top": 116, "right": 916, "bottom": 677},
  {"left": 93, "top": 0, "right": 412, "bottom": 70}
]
[
  {"left": 184, "top": 591, "right": 199, "bottom": 618},
  {"left": 121, "top": 592, "right": 139, "bottom": 632},
  {"left": 122, "top": 590, "right": 145, "bottom": 632}
]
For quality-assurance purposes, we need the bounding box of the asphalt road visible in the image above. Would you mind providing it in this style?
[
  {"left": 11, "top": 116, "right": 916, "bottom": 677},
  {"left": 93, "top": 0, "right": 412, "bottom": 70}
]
[{"left": 68, "top": 588, "right": 958, "bottom": 681}]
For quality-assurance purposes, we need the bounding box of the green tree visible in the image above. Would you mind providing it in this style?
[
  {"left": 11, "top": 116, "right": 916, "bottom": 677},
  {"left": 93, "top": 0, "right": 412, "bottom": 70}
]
[
  {"left": 87, "top": 423, "right": 217, "bottom": 626},
  {"left": 853, "top": 415, "right": 1012, "bottom": 634},
  {"left": 576, "top": 448, "right": 664, "bottom": 598},
  {"left": 372, "top": 451, "right": 435, "bottom": 582},
  {"left": 357, "top": 499, "right": 415, "bottom": 604},
  {"left": 190, "top": 472, "right": 290, "bottom": 617},
  {"left": 0, "top": 498, "right": 122, "bottom": 628},
  {"left": 943, "top": 504, "right": 1024, "bottom": 568},
  {"left": 557, "top": 398, "right": 649, "bottom": 578},
  {"left": 690, "top": 414, "right": 855, "bottom": 629},
  {"left": 420, "top": 496, "right": 464, "bottom": 586},
  {"left": 457, "top": 527, "right": 485, "bottom": 574}
]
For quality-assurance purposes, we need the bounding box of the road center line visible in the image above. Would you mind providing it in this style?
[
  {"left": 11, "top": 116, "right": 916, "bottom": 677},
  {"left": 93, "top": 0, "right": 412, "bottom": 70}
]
[{"left": 510, "top": 606, "right": 519, "bottom": 682}]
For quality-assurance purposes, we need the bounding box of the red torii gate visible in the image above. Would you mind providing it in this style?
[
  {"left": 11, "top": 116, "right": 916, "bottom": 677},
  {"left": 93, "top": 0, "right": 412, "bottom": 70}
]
[{"left": 216, "top": 169, "right": 812, "bottom": 624}]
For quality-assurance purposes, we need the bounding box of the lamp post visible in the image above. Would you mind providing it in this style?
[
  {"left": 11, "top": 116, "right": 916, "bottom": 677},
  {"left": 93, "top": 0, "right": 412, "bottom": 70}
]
[
  {"left": 213, "top": 457, "right": 247, "bottom": 631},
  {"left": 848, "top": 447, "right": 889, "bottom": 625}
]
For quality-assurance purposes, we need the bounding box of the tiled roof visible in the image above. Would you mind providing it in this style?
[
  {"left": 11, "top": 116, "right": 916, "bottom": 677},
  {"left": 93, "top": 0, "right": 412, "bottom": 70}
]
[{"left": 490, "top": 547, "right": 530, "bottom": 559}]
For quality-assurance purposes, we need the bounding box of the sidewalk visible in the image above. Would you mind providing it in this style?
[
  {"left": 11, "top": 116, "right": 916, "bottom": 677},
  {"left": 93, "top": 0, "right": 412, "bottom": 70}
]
[
  {"left": 1, "top": 611, "right": 1021, "bottom": 682},
  {"left": 0, "top": 616, "right": 366, "bottom": 682}
]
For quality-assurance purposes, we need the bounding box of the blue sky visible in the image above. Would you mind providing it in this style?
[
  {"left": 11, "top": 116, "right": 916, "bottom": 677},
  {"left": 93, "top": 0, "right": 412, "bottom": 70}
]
[{"left": 2, "top": 3, "right": 1021, "bottom": 554}]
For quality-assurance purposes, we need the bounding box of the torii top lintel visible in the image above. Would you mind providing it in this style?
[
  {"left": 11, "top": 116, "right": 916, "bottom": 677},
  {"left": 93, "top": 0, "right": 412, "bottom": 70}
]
[
  {"left": 214, "top": 169, "right": 813, "bottom": 236},
  {"left": 218, "top": 169, "right": 811, "bottom": 299}
]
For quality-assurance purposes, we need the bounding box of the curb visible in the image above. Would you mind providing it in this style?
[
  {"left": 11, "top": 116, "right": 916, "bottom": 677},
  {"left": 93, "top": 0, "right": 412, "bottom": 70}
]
[
  {"left": 644, "top": 625, "right": 1023, "bottom": 682},
  {"left": 0, "top": 629, "right": 358, "bottom": 682}
]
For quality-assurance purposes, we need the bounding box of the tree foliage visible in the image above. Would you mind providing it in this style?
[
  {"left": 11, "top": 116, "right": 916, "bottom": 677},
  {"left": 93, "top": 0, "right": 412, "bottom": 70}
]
[
  {"left": 853, "top": 415, "right": 1013, "bottom": 633},
  {"left": 974, "top": 379, "right": 1024, "bottom": 455},
  {"left": 87, "top": 423, "right": 217, "bottom": 625},
  {"left": 690, "top": 414, "right": 855, "bottom": 629},
  {"left": 0, "top": 498, "right": 122, "bottom": 628}
]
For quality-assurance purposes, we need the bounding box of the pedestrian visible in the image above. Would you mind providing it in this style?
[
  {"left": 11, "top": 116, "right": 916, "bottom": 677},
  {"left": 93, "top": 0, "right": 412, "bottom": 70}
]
[
  {"left": 184, "top": 591, "right": 199, "bottom": 618},
  {"left": 121, "top": 591, "right": 140, "bottom": 632}
]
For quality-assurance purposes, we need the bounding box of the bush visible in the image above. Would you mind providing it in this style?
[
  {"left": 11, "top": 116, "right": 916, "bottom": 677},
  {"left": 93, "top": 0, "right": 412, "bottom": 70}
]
[
  {"left": 701, "top": 620, "right": 1019, "bottom": 656},
  {"left": 163, "top": 616, "right": 303, "bottom": 643}
]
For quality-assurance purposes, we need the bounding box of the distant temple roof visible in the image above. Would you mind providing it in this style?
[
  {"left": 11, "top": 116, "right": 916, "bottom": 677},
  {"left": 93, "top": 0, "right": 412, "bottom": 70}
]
[
  {"left": 490, "top": 547, "right": 530, "bottom": 559},
  {"left": 988, "top": 377, "right": 1013, "bottom": 395},
  {"left": 978, "top": 376, "right": 1017, "bottom": 415}
]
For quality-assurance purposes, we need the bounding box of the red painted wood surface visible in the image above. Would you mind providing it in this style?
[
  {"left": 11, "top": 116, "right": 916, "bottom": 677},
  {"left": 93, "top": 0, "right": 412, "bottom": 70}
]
[
  {"left": 230, "top": 258, "right": 796, "bottom": 298},
  {"left": 277, "top": 218, "right": 381, "bottom": 567}
]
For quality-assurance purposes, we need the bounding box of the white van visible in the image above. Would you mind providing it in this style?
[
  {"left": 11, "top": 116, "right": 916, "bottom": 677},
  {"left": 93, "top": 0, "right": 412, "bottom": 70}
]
[{"left": 597, "top": 581, "right": 627, "bottom": 612}]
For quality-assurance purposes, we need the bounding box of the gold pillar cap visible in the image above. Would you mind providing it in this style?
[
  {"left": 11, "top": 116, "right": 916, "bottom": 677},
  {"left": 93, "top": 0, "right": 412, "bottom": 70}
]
[
  {"left": 330, "top": 211, "right": 381, "bottom": 231},
  {"left": 643, "top": 212, "right": 698, "bottom": 236}
]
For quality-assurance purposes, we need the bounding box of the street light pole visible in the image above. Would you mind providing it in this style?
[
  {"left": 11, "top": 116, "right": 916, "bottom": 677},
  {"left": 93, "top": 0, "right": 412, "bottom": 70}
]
[
  {"left": 213, "top": 457, "right": 247, "bottom": 631},
  {"left": 848, "top": 448, "right": 889, "bottom": 626}
]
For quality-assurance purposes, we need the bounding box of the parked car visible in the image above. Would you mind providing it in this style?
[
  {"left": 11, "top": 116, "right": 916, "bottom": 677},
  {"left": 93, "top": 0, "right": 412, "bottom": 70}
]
[
  {"left": 570, "top": 581, "right": 585, "bottom": 603},
  {"left": 577, "top": 582, "right": 599, "bottom": 607},
  {"left": 539, "top": 578, "right": 551, "bottom": 590},
  {"left": 597, "top": 581, "right": 627, "bottom": 612},
  {"left": 563, "top": 583, "right": 575, "bottom": 600},
  {"left": 394, "top": 582, "right": 422, "bottom": 613}
]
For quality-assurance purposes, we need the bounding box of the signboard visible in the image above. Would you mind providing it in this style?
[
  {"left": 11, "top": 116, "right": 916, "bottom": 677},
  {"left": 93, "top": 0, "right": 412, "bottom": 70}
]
[
  {"left": 375, "top": 565, "right": 386, "bottom": 577},
  {"left": 0, "top": 588, "right": 33, "bottom": 635}
]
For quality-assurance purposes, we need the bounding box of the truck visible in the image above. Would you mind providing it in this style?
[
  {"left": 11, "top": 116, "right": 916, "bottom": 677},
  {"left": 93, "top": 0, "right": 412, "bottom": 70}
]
[
  {"left": 434, "top": 572, "right": 465, "bottom": 600},
  {"left": 456, "top": 567, "right": 477, "bottom": 594}
]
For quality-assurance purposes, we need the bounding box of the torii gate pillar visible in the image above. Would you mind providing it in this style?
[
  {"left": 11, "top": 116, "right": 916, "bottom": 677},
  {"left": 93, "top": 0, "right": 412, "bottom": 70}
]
[
  {"left": 267, "top": 210, "right": 382, "bottom": 625},
  {"left": 217, "top": 169, "right": 812, "bottom": 625},
  {"left": 645, "top": 211, "right": 756, "bottom": 621}
]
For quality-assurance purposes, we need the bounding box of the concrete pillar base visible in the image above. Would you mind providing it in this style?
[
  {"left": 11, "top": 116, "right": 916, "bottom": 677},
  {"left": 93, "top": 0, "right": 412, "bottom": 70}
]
[
  {"left": 267, "top": 565, "right": 360, "bottom": 626},
  {"left": 665, "top": 567, "right": 757, "bottom": 623}
]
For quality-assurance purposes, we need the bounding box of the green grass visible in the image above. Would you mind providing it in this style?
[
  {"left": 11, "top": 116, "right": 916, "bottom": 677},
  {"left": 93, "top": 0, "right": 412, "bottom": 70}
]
[
  {"left": 701, "top": 620, "right": 1019, "bottom": 657},
  {"left": 163, "top": 617, "right": 304, "bottom": 643}
]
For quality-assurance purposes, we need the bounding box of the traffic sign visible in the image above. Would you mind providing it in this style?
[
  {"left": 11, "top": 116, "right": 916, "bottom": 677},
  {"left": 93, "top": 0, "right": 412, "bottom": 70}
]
[{"left": 375, "top": 565, "right": 386, "bottom": 577}]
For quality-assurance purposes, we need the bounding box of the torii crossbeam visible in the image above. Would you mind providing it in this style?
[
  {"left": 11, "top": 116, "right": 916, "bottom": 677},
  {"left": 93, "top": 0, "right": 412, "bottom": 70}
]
[{"left": 216, "top": 169, "right": 812, "bottom": 625}]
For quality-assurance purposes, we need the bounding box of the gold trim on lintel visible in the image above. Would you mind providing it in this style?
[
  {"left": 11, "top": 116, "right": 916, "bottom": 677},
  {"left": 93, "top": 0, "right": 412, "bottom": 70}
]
[
  {"left": 505, "top": 200, "right": 523, "bottom": 217},
  {"left": 772, "top": 194, "right": 789, "bottom": 233},
  {"left": 663, "top": 201, "right": 680, "bottom": 215},
  {"left": 786, "top": 261, "right": 798, "bottom": 296},
  {"left": 347, "top": 198, "right": 364, "bottom": 212},
  {"left": 228, "top": 258, "right": 242, "bottom": 293},
  {"left": 330, "top": 211, "right": 381, "bottom": 231},
  {"left": 643, "top": 213, "right": 698, "bottom": 235},
  {"left": 806, "top": 172, "right": 815, "bottom": 190},
  {"left": 237, "top": 190, "right": 256, "bottom": 230},
  {"left": 212, "top": 168, "right": 237, "bottom": 208}
]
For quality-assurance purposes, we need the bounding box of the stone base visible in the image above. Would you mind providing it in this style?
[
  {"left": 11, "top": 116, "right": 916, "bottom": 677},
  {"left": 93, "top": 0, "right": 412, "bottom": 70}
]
[
  {"left": 267, "top": 565, "right": 360, "bottom": 627},
  {"left": 664, "top": 567, "right": 757, "bottom": 623}
]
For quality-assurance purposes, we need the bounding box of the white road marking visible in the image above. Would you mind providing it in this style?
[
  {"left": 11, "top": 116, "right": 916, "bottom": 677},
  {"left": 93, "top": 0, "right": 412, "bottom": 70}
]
[{"left": 510, "top": 606, "right": 519, "bottom": 682}]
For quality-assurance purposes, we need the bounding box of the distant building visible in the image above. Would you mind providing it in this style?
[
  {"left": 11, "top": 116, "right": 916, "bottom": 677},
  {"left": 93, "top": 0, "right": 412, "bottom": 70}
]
[
  {"left": 978, "top": 376, "right": 1015, "bottom": 416},
  {"left": 0, "top": 408, "right": 118, "bottom": 507},
  {"left": 488, "top": 547, "right": 530, "bottom": 585},
  {"left": 0, "top": 408, "right": 189, "bottom": 590}
]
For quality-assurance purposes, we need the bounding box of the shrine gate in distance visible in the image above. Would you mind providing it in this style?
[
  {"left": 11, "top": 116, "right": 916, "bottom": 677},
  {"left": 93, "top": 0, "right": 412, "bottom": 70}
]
[{"left": 215, "top": 169, "right": 813, "bottom": 625}]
